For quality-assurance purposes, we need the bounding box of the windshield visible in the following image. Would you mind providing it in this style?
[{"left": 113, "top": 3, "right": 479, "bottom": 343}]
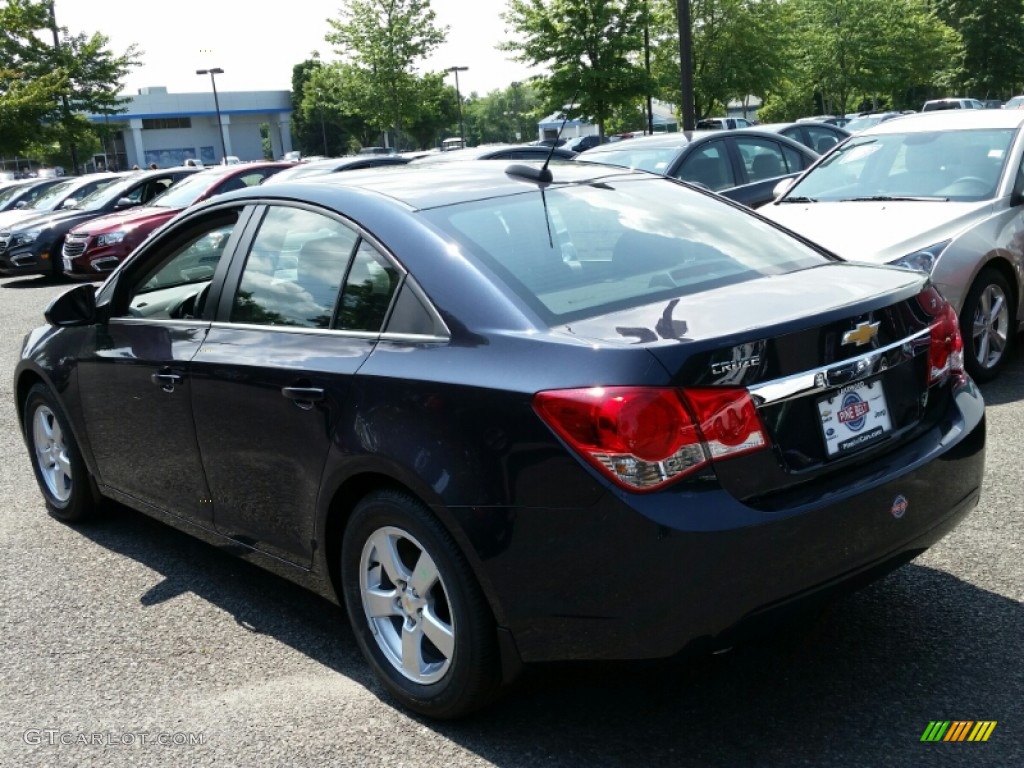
[
  {"left": 147, "top": 171, "right": 219, "bottom": 208},
  {"left": 577, "top": 144, "right": 686, "bottom": 175},
  {"left": 0, "top": 183, "right": 28, "bottom": 205},
  {"left": 26, "top": 179, "right": 78, "bottom": 210},
  {"left": 784, "top": 128, "right": 1015, "bottom": 202},
  {"left": 421, "top": 176, "right": 829, "bottom": 324},
  {"left": 74, "top": 176, "right": 137, "bottom": 211}
]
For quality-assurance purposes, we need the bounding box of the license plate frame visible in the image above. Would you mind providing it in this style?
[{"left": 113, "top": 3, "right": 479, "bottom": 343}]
[{"left": 817, "top": 378, "right": 893, "bottom": 457}]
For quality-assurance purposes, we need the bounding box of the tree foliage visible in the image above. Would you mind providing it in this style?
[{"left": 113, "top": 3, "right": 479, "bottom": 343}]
[
  {"left": 934, "top": 0, "right": 1024, "bottom": 98},
  {"left": 0, "top": 0, "right": 138, "bottom": 166},
  {"left": 649, "top": 0, "right": 792, "bottom": 120},
  {"left": 501, "top": 0, "right": 651, "bottom": 137},
  {"left": 462, "top": 81, "right": 546, "bottom": 144},
  {"left": 325, "top": 0, "right": 447, "bottom": 148},
  {"left": 756, "top": 0, "right": 959, "bottom": 120}
]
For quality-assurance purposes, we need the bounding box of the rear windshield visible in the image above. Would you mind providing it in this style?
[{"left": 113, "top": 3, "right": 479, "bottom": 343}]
[
  {"left": 420, "top": 177, "right": 830, "bottom": 324},
  {"left": 578, "top": 144, "right": 687, "bottom": 175}
]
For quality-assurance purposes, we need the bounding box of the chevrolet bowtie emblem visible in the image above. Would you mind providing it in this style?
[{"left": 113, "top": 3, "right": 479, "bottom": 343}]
[{"left": 842, "top": 321, "right": 880, "bottom": 347}]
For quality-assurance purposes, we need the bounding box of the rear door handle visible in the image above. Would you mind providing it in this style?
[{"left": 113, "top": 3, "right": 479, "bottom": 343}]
[
  {"left": 151, "top": 372, "right": 183, "bottom": 392},
  {"left": 281, "top": 386, "right": 325, "bottom": 410}
]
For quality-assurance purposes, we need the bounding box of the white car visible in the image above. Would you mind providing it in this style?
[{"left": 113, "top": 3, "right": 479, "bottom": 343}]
[{"left": 763, "top": 109, "right": 1024, "bottom": 381}]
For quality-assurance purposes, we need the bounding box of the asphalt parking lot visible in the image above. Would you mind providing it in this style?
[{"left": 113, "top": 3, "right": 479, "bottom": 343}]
[{"left": 1, "top": 273, "right": 1022, "bottom": 768}]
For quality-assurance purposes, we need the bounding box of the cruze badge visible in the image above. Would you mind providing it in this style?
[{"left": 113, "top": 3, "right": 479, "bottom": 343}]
[
  {"left": 842, "top": 321, "right": 880, "bottom": 347},
  {"left": 710, "top": 354, "right": 761, "bottom": 376}
]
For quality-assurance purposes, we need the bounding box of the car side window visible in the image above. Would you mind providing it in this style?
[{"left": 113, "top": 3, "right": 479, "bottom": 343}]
[
  {"left": 675, "top": 142, "right": 735, "bottom": 191},
  {"left": 120, "top": 209, "right": 243, "bottom": 319},
  {"left": 735, "top": 138, "right": 788, "bottom": 182},
  {"left": 337, "top": 240, "right": 401, "bottom": 332},
  {"left": 231, "top": 206, "right": 359, "bottom": 329},
  {"left": 781, "top": 144, "right": 807, "bottom": 171},
  {"left": 805, "top": 126, "right": 841, "bottom": 155}
]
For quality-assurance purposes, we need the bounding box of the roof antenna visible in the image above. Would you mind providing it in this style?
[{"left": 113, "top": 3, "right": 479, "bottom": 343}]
[{"left": 506, "top": 88, "right": 580, "bottom": 185}]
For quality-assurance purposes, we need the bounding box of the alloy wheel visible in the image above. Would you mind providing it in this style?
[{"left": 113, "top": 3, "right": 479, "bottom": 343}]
[
  {"left": 33, "top": 405, "right": 72, "bottom": 503},
  {"left": 358, "top": 525, "right": 456, "bottom": 685},
  {"left": 971, "top": 282, "right": 1010, "bottom": 371}
]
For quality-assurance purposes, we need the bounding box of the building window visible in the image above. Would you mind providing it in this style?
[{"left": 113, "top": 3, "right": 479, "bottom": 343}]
[{"left": 142, "top": 117, "right": 193, "bottom": 130}]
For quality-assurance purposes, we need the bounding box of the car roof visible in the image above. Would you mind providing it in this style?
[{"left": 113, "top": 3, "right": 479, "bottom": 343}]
[
  {"left": 226, "top": 160, "right": 651, "bottom": 211},
  {"left": 860, "top": 108, "right": 1024, "bottom": 134},
  {"left": 583, "top": 128, "right": 816, "bottom": 154},
  {"left": 301, "top": 156, "right": 410, "bottom": 170},
  {"left": 411, "top": 144, "right": 576, "bottom": 163}
]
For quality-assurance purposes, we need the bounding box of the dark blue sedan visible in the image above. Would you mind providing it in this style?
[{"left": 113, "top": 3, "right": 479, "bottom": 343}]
[{"left": 15, "top": 161, "right": 985, "bottom": 718}]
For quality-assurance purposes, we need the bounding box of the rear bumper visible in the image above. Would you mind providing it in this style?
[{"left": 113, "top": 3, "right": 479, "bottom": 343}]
[{"left": 459, "top": 380, "right": 985, "bottom": 663}]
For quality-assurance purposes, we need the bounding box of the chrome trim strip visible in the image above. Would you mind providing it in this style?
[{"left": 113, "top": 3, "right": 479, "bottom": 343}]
[
  {"left": 749, "top": 327, "right": 931, "bottom": 406},
  {"left": 379, "top": 332, "right": 449, "bottom": 344},
  {"left": 110, "top": 318, "right": 210, "bottom": 329},
  {"left": 202, "top": 322, "right": 449, "bottom": 344},
  {"left": 207, "top": 321, "right": 379, "bottom": 339}
]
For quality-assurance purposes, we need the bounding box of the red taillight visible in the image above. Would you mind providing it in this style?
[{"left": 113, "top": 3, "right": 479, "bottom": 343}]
[
  {"left": 533, "top": 386, "right": 769, "bottom": 492},
  {"left": 927, "top": 300, "right": 965, "bottom": 385}
]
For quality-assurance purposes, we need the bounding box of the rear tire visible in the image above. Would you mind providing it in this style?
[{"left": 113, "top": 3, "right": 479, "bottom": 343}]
[
  {"left": 23, "top": 383, "right": 99, "bottom": 522},
  {"left": 961, "top": 268, "right": 1015, "bottom": 383},
  {"left": 48, "top": 241, "right": 66, "bottom": 281},
  {"left": 341, "top": 489, "right": 501, "bottom": 719}
]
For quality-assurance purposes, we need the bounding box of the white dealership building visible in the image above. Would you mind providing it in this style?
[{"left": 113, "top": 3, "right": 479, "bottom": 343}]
[{"left": 86, "top": 86, "right": 294, "bottom": 170}]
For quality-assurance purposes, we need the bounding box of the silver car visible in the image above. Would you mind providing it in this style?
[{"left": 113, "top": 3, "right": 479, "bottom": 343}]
[{"left": 763, "top": 109, "right": 1024, "bottom": 381}]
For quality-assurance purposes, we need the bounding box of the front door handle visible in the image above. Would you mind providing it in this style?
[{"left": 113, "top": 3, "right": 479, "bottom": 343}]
[
  {"left": 281, "top": 386, "right": 325, "bottom": 410},
  {"left": 151, "top": 372, "right": 183, "bottom": 393}
]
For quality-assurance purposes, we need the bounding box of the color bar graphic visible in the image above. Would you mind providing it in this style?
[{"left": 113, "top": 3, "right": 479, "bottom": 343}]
[{"left": 921, "top": 721, "right": 996, "bottom": 742}]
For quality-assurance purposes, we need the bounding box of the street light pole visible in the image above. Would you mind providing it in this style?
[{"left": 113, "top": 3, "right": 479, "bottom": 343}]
[
  {"left": 196, "top": 68, "right": 228, "bottom": 163},
  {"left": 447, "top": 66, "right": 469, "bottom": 146},
  {"left": 676, "top": 0, "right": 696, "bottom": 131}
]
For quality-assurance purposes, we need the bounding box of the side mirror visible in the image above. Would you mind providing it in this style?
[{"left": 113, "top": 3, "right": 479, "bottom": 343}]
[
  {"left": 62, "top": 198, "right": 78, "bottom": 209},
  {"left": 772, "top": 177, "right": 795, "bottom": 199},
  {"left": 115, "top": 197, "right": 136, "bottom": 209},
  {"left": 44, "top": 283, "right": 97, "bottom": 327},
  {"left": 15, "top": 200, "right": 27, "bottom": 209}
]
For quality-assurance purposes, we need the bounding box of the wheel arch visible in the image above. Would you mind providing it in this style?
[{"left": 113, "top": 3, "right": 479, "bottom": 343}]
[
  {"left": 318, "top": 470, "right": 509, "bottom": 628},
  {"left": 976, "top": 254, "right": 1022, "bottom": 325}
]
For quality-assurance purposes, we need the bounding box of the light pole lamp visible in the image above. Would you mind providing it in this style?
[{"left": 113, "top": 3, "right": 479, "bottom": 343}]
[
  {"left": 447, "top": 66, "right": 469, "bottom": 145},
  {"left": 196, "top": 68, "right": 229, "bottom": 162}
]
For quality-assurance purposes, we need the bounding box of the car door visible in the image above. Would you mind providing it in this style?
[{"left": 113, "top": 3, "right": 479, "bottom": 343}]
[
  {"left": 76, "top": 205, "right": 252, "bottom": 523},
  {"left": 191, "top": 203, "right": 403, "bottom": 566}
]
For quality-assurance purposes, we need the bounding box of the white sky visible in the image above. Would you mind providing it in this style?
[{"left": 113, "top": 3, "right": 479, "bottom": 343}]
[{"left": 56, "top": 0, "right": 541, "bottom": 97}]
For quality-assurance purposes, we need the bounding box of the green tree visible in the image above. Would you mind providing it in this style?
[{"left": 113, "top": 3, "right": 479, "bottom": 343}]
[
  {"left": 292, "top": 57, "right": 374, "bottom": 155},
  {"left": 0, "top": 0, "right": 138, "bottom": 169},
  {"left": 650, "top": 0, "right": 794, "bottom": 120},
  {"left": 325, "top": 0, "right": 447, "bottom": 149},
  {"left": 405, "top": 72, "right": 459, "bottom": 148},
  {"left": 934, "top": 0, "right": 1024, "bottom": 98},
  {"left": 502, "top": 0, "right": 651, "bottom": 137},
  {"left": 781, "top": 0, "right": 957, "bottom": 117}
]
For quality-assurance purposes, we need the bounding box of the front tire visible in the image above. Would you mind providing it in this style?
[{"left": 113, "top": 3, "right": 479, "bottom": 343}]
[
  {"left": 341, "top": 489, "right": 501, "bottom": 719},
  {"left": 961, "top": 268, "right": 1015, "bottom": 383},
  {"left": 22, "top": 383, "right": 99, "bottom": 522}
]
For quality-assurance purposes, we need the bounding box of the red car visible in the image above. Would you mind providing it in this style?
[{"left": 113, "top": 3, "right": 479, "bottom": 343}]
[{"left": 62, "top": 163, "right": 290, "bottom": 278}]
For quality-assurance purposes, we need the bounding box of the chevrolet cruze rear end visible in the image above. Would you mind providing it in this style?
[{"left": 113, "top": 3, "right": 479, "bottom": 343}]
[{"left": 15, "top": 163, "right": 984, "bottom": 718}]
